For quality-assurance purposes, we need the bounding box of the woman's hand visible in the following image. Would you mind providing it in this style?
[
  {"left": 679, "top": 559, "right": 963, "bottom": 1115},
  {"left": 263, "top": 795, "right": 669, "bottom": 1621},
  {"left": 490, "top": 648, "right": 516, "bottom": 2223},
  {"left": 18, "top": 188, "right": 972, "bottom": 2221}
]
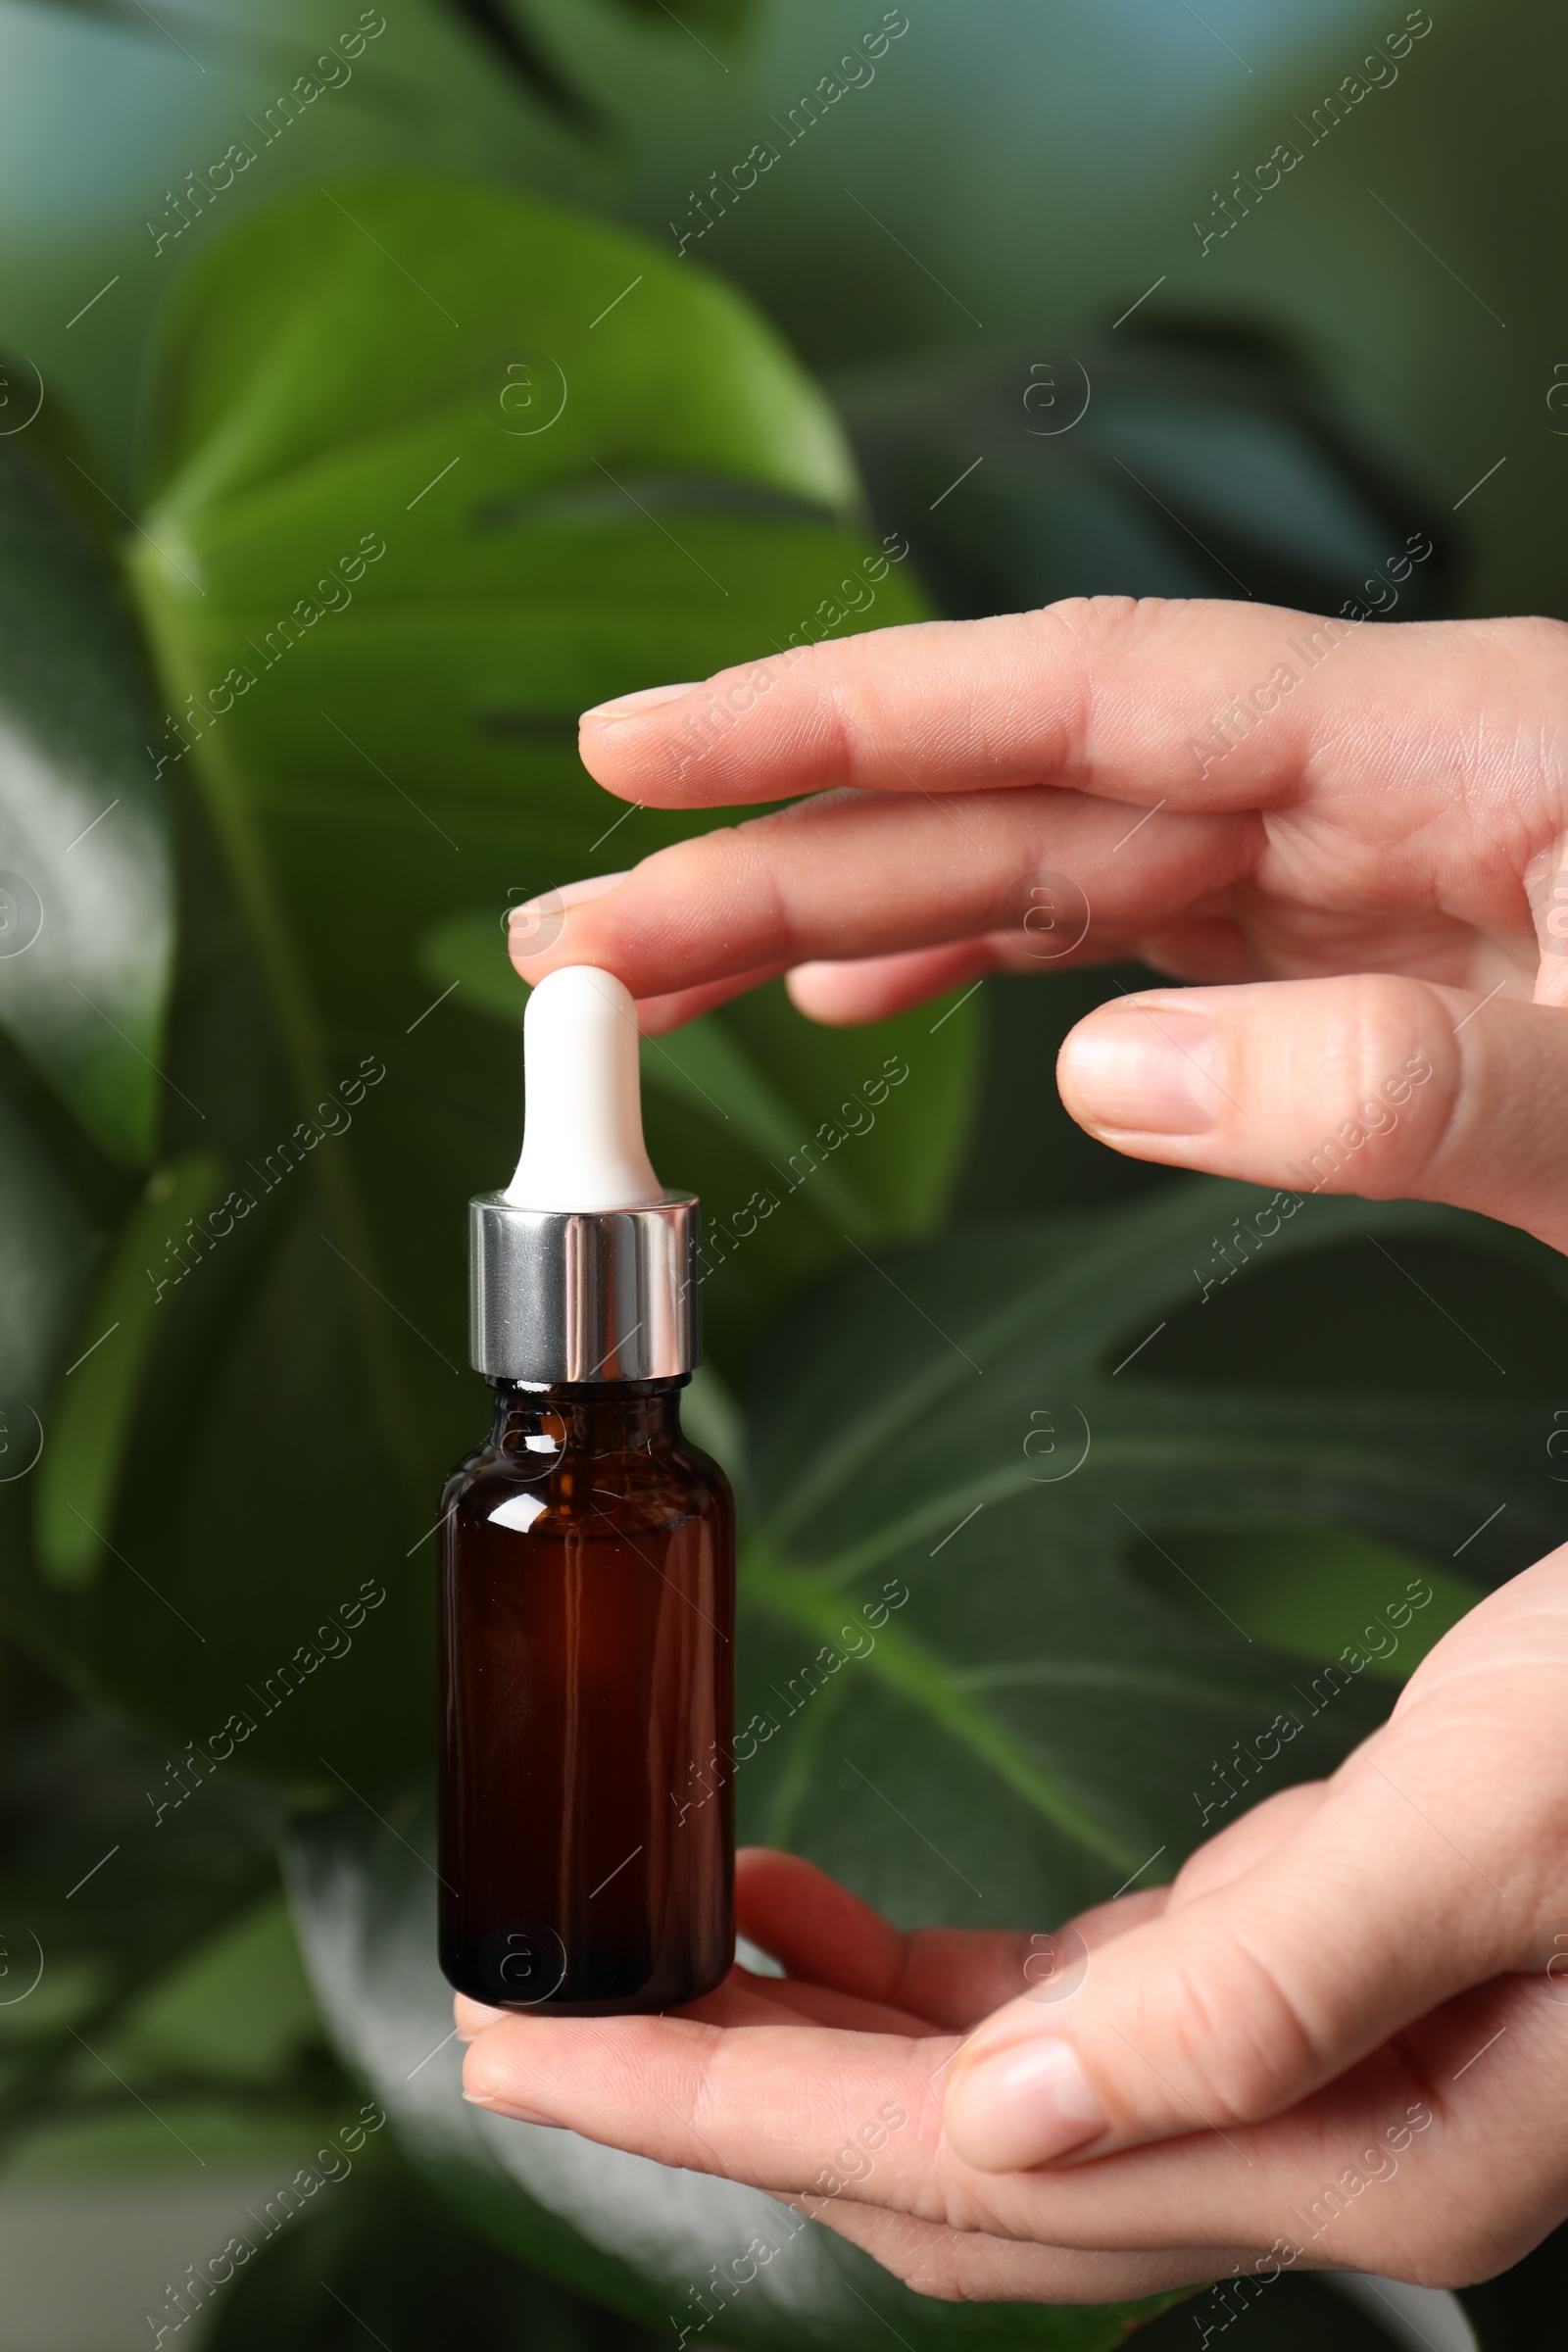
[
  {"left": 459, "top": 1550, "right": 1568, "bottom": 2299},
  {"left": 510, "top": 597, "right": 1568, "bottom": 1252},
  {"left": 474, "top": 597, "right": 1568, "bottom": 2297}
]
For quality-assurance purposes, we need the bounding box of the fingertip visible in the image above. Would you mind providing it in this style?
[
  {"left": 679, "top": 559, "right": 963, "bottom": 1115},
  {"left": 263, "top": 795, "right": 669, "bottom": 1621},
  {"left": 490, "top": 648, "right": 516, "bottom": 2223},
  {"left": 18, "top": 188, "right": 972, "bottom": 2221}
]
[
  {"left": 1055, "top": 998, "right": 1223, "bottom": 1141},
  {"left": 785, "top": 961, "right": 869, "bottom": 1024},
  {"left": 941, "top": 2034, "right": 1108, "bottom": 2172},
  {"left": 506, "top": 870, "right": 634, "bottom": 980},
  {"left": 454, "top": 1991, "right": 510, "bottom": 2042},
  {"left": 787, "top": 944, "right": 999, "bottom": 1027},
  {"left": 734, "top": 1849, "right": 905, "bottom": 2000},
  {"left": 461, "top": 2031, "right": 566, "bottom": 2128},
  {"left": 580, "top": 681, "right": 702, "bottom": 722}
]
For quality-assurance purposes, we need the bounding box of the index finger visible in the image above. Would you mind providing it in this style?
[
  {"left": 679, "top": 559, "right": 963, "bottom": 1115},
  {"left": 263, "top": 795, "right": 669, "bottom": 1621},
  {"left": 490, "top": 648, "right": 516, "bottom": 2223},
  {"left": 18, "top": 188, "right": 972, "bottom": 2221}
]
[
  {"left": 575, "top": 597, "right": 1515, "bottom": 813},
  {"left": 735, "top": 1847, "right": 1167, "bottom": 2032}
]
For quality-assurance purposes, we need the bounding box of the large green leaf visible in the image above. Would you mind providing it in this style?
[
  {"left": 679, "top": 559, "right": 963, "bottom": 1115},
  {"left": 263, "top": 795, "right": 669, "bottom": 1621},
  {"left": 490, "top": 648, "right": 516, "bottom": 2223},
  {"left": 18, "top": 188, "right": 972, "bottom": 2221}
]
[
  {"left": 33, "top": 1152, "right": 224, "bottom": 1589},
  {"left": 0, "top": 1645, "right": 298, "bottom": 2169},
  {"left": 207, "top": 2161, "right": 671, "bottom": 2352},
  {"left": 1136, "top": 1526, "right": 1484, "bottom": 1681},
  {"left": 731, "top": 1181, "right": 1563, "bottom": 1924},
  {"left": 0, "top": 441, "right": 172, "bottom": 1165},
  {"left": 17, "top": 177, "right": 952, "bottom": 1779},
  {"left": 287, "top": 1176, "right": 1556, "bottom": 2349}
]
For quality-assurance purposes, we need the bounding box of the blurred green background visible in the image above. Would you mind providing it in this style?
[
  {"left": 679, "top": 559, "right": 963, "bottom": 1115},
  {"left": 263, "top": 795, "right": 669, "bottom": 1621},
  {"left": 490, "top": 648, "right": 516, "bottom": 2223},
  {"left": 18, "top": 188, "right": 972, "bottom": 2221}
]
[{"left": 0, "top": 2, "right": 1564, "bottom": 2348}]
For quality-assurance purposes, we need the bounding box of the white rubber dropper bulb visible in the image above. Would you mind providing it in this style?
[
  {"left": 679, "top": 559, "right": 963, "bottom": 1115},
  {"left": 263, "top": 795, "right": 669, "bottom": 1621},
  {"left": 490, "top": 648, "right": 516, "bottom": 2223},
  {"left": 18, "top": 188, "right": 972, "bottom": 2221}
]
[{"left": 504, "top": 964, "right": 662, "bottom": 1211}]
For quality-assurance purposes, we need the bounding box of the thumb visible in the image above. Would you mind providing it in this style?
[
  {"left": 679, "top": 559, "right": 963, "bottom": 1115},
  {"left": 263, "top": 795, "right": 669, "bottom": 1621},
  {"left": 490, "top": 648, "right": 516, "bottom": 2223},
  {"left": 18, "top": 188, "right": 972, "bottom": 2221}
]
[
  {"left": 1056, "top": 972, "right": 1568, "bottom": 1251},
  {"left": 940, "top": 1745, "right": 1508, "bottom": 2173}
]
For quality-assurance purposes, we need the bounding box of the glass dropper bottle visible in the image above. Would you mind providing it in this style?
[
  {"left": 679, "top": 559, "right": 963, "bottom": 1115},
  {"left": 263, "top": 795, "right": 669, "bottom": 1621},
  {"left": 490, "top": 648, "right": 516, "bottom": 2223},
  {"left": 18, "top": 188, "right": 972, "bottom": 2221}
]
[{"left": 438, "top": 965, "right": 734, "bottom": 2014}]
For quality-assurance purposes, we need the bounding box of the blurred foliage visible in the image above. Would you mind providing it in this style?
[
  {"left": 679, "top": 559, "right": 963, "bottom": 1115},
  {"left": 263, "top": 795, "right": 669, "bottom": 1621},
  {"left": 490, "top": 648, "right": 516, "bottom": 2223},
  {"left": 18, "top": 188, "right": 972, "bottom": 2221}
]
[
  {"left": 843, "top": 317, "right": 1455, "bottom": 623},
  {"left": 0, "top": 1641, "right": 328, "bottom": 2173},
  {"left": 431, "top": 0, "right": 752, "bottom": 133},
  {"left": 24, "top": 0, "right": 754, "bottom": 136},
  {"left": 206, "top": 2158, "right": 674, "bottom": 2349},
  {"left": 0, "top": 49, "right": 1560, "bottom": 2342},
  {"left": 1185, "top": 0, "right": 1568, "bottom": 623}
]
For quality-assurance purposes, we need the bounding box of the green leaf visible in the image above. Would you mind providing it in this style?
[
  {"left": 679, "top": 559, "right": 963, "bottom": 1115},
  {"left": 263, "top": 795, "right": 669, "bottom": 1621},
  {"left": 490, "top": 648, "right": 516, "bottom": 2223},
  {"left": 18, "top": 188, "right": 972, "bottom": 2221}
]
[
  {"left": 207, "top": 2162, "right": 673, "bottom": 2352},
  {"left": 120, "top": 172, "right": 931, "bottom": 1446},
  {"left": 730, "top": 1182, "right": 1561, "bottom": 1922},
  {"left": 285, "top": 1177, "right": 1546, "bottom": 2351},
  {"left": 103, "top": 1893, "right": 324, "bottom": 2089},
  {"left": 0, "top": 442, "right": 172, "bottom": 1165},
  {"left": 68, "top": 173, "right": 949, "bottom": 1774},
  {"left": 34, "top": 1152, "right": 224, "bottom": 1588},
  {"left": 135, "top": 176, "right": 856, "bottom": 515},
  {"left": 690, "top": 983, "right": 978, "bottom": 1244},
  {"left": 1133, "top": 2272, "right": 1406, "bottom": 2349},
  {"left": 603, "top": 0, "right": 749, "bottom": 33},
  {"left": 1132, "top": 1525, "right": 1483, "bottom": 1682},
  {"left": 0, "top": 1647, "right": 290, "bottom": 2167},
  {"left": 80, "top": 1174, "right": 428, "bottom": 1783}
]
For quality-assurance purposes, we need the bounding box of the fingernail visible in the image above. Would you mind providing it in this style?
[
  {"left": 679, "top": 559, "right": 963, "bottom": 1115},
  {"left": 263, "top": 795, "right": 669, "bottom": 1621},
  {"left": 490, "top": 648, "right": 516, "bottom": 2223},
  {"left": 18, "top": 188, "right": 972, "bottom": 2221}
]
[
  {"left": 581, "top": 682, "right": 700, "bottom": 721},
  {"left": 509, "top": 871, "right": 629, "bottom": 931},
  {"left": 462, "top": 2089, "right": 564, "bottom": 2128},
  {"left": 943, "top": 2038, "right": 1107, "bottom": 2172},
  {"left": 1058, "top": 1004, "right": 1221, "bottom": 1136}
]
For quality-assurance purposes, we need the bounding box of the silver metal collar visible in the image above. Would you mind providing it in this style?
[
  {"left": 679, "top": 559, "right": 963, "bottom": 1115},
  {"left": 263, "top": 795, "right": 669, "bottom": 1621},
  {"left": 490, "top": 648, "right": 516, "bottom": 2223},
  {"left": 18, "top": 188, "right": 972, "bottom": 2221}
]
[{"left": 468, "top": 1191, "right": 701, "bottom": 1383}]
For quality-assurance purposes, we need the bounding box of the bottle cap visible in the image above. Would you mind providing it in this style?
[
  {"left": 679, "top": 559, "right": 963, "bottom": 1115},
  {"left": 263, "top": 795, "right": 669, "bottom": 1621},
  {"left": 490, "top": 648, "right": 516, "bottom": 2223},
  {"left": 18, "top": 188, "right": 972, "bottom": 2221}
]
[{"left": 468, "top": 965, "right": 700, "bottom": 1383}]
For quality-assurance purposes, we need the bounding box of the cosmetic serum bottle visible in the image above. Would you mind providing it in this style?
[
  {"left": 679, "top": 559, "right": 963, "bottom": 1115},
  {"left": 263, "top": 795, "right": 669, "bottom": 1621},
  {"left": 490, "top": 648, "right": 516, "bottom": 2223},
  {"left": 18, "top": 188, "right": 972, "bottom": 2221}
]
[{"left": 438, "top": 965, "right": 734, "bottom": 2015}]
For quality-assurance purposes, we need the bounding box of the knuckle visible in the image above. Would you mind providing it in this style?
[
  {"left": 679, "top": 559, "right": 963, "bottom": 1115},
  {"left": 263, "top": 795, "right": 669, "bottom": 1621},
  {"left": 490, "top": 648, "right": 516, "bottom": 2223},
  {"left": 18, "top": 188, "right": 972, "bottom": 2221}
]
[
  {"left": 1034, "top": 594, "right": 1173, "bottom": 647},
  {"left": 808, "top": 622, "right": 942, "bottom": 783},
  {"left": 896, "top": 2246, "right": 970, "bottom": 2303},
  {"left": 1154, "top": 1935, "right": 1323, "bottom": 2125},
  {"left": 1338, "top": 972, "right": 1446, "bottom": 1080},
  {"left": 1036, "top": 594, "right": 1142, "bottom": 639},
  {"left": 1026, "top": 597, "right": 1200, "bottom": 780},
  {"left": 903, "top": 2271, "right": 966, "bottom": 2303},
  {"left": 1291, "top": 973, "right": 1456, "bottom": 1200}
]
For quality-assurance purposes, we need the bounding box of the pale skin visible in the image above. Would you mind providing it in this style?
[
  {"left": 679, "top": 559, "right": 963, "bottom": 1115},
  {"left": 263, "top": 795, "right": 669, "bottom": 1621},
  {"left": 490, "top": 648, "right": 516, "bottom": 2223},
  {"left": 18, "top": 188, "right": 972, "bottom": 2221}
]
[{"left": 457, "top": 598, "right": 1568, "bottom": 2301}]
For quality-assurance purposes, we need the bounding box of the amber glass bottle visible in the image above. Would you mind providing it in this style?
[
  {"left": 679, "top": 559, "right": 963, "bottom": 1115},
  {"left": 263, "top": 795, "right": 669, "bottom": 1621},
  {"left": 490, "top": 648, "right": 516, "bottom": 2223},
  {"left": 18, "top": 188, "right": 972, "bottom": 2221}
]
[
  {"left": 439, "top": 1373, "right": 734, "bottom": 2013},
  {"left": 441, "top": 964, "right": 733, "bottom": 2013}
]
